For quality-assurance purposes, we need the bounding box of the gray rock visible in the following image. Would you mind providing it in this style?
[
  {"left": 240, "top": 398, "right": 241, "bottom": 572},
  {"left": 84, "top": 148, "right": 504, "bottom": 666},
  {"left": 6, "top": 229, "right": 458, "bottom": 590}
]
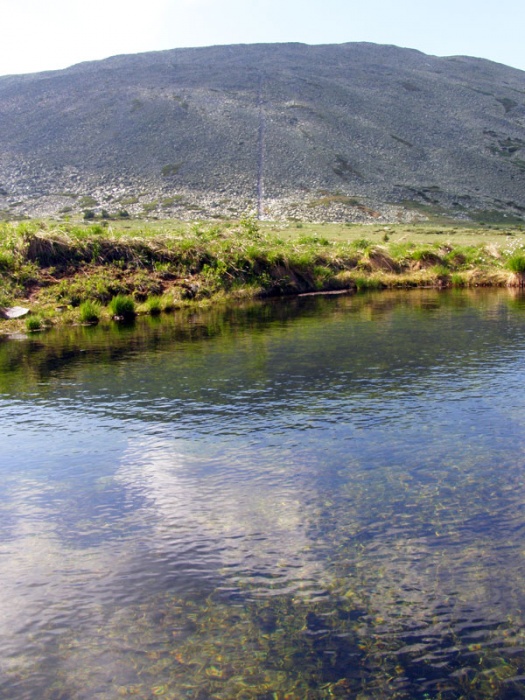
[{"left": 0, "top": 306, "right": 30, "bottom": 319}]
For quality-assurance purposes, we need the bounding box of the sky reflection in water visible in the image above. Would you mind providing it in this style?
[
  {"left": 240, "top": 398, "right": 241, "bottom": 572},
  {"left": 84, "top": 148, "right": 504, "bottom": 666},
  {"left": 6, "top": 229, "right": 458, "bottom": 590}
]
[{"left": 1, "top": 289, "right": 525, "bottom": 699}]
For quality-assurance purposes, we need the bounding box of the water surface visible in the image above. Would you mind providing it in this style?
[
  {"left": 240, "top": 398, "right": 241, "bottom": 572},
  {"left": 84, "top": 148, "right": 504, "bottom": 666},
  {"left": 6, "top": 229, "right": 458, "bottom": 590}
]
[{"left": 2, "top": 289, "right": 525, "bottom": 699}]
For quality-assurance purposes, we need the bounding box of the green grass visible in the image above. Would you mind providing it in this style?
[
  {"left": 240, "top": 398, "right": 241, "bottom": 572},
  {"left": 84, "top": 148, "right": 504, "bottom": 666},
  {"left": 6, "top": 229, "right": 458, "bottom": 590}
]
[
  {"left": 145, "top": 296, "right": 163, "bottom": 315},
  {"left": 431, "top": 264, "right": 450, "bottom": 277},
  {"left": 25, "top": 314, "right": 44, "bottom": 332},
  {"left": 506, "top": 253, "right": 525, "bottom": 273},
  {"left": 79, "top": 195, "right": 98, "bottom": 208},
  {"left": 308, "top": 194, "right": 362, "bottom": 208},
  {"left": 109, "top": 295, "right": 136, "bottom": 320},
  {"left": 0, "top": 250, "right": 14, "bottom": 270},
  {"left": 410, "top": 247, "right": 442, "bottom": 264},
  {"left": 352, "top": 275, "right": 383, "bottom": 291},
  {"left": 1, "top": 218, "right": 524, "bottom": 333},
  {"left": 450, "top": 272, "right": 467, "bottom": 287},
  {"left": 79, "top": 300, "right": 101, "bottom": 324}
]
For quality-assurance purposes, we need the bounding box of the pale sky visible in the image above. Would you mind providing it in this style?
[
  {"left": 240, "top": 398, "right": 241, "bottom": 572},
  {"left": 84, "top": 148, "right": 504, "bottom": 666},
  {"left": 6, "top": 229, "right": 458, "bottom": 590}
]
[{"left": 1, "top": 0, "right": 524, "bottom": 77}]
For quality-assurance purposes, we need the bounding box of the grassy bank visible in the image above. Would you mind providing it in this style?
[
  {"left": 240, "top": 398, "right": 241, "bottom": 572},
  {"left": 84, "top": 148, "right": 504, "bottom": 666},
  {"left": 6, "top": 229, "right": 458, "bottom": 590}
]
[{"left": 1, "top": 218, "right": 525, "bottom": 333}]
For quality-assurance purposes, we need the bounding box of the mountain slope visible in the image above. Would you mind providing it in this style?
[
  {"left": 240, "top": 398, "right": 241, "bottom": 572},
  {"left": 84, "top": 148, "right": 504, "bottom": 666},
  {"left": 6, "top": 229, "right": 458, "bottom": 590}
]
[{"left": 1, "top": 42, "right": 524, "bottom": 222}]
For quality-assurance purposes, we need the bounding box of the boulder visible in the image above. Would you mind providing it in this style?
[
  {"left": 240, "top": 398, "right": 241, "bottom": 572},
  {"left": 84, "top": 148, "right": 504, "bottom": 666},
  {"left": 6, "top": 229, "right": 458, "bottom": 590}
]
[{"left": 0, "top": 306, "right": 30, "bottom": 319}]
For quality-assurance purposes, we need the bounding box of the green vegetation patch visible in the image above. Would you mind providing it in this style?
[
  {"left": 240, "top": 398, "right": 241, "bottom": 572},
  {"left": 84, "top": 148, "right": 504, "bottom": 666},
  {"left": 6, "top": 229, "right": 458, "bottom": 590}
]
[
  {"left": 161, "top": 195, "right": 185, "bottom": 208},
  {"left": 161, "top": 163, "right": 183, "bottom": 177},
  {"left": 142, "top": 202, "right": 158, "bottom": 213},
  {"left": 506, "top": 252, "right": 525, "bottom": 273},
  {"left": 470, "top": 209, "right": 525, "bottom": 225},
  {"left": 25, "top": 314, "right": 45, "bottom": 332},
  {"left": 145, "top": 296, "right": 163, "bottom": 315},
  {"left": 79, "top": 195, "right": 98, "bottom": 208},
  {"left": 1, "top": 218, "right": 525, "bottom": 333},
  {"left": 78, "top": 300, "right": 101, "bottom": 324},
  {"left": 309, "top": 194, "right": 362, "bottom": 208},
  {"left": 109, "top": 295, "right": 136, "bottom": 320}
]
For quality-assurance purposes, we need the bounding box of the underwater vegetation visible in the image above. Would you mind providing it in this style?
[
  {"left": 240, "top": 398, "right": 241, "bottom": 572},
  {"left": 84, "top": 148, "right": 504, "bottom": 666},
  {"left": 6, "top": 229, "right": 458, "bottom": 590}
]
[{"left": 3, "top": 288, "right": 525, "bottom": 699}]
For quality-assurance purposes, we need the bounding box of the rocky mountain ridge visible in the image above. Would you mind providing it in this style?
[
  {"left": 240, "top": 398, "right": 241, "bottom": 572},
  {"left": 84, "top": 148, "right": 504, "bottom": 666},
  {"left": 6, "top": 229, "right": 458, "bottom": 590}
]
[{"left": 1, "top": 42, "right": 524, "bottom": 222}]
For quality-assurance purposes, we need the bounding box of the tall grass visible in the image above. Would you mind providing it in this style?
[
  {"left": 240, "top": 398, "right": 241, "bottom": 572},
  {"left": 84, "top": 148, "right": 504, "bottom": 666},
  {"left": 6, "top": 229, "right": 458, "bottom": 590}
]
[
  {"left": 145, "top": 296, "right": 163, "bottom": 315},
  {"left": 0, "top": 250, "right": 14, "bottom": 270},
  {"left": 109, "top": 295, "right": 136, "bottom": 319},
  {"left": 506, "top": 253, "right": 525, "bottom": 273},
  {"left": 25, "top": 315, "right": 44, "bottom": 331},
  {"left": 79, "top": 300, "right": 101, "bottom": 324},
  {"left": 1, "top": 219, "right": 525, "bottom": 329}
]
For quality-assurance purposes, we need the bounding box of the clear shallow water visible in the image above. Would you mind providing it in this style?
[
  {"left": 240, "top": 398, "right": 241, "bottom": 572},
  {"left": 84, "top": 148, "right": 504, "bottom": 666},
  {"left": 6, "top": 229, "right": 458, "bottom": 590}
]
[{"left": 2, "top": 289, "right": 525, "bottom": 699}]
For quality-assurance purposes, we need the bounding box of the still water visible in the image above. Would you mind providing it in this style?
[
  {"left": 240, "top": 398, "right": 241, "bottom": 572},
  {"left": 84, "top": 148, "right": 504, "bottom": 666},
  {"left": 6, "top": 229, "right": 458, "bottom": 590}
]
[{"left": 2, "top": 289, "right": 525, "bottom": 700}]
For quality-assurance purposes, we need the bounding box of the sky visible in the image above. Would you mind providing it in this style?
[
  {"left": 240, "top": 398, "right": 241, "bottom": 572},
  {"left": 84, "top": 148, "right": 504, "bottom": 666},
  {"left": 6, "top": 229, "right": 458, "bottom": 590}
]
[{"left": 1, "top": 0, "right": 524, "bottom": 76}]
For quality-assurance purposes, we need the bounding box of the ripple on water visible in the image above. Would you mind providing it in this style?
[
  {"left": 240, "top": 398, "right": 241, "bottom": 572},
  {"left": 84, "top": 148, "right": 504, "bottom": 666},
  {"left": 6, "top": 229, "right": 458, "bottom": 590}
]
[{"left": 2, "top": 290, "right": 525, "bottom": 698}]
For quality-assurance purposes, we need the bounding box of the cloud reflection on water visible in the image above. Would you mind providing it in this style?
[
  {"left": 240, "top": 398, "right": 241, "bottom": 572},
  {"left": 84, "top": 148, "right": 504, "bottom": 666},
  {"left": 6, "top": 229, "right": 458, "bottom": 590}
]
[{"left": 116, "top": 434, "right": 332, "bottom": 599}]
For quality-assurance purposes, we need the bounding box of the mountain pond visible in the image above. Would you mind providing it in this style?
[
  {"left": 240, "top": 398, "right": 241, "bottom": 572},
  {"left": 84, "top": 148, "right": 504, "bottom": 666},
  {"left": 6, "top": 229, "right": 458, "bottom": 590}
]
[{"left": 2, "top": 289, "right": 525, "bottom": 700}]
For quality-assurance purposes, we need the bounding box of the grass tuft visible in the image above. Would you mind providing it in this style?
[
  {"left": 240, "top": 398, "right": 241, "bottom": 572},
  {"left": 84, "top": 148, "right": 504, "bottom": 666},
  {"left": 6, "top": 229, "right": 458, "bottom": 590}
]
[
  {"left": 450, "top": 272, "right": 467, "bottom": 287},
  {"left": 506, "top": 253, "right": 525, "bottom": 273},
  {"left": 109, "top": 295, "right": 136, "bottom": 320},
  {"left": 25, "top": 315, "right": 44, "bottom": 332},
  {"left": 145, "top": 296, "right": 163, "bottom": 316},
  {"left": 431, "top": 264, "right": 450, "bottom": 278},
  {"left": 79, "top": 300, "right": 101, "bottom": 324}
]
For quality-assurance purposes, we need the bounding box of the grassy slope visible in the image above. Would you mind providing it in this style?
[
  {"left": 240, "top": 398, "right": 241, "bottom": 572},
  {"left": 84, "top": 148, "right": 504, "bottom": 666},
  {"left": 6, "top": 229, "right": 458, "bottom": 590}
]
[{"left": 1, "top": 217, "right": 525, "bottom": 334}]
